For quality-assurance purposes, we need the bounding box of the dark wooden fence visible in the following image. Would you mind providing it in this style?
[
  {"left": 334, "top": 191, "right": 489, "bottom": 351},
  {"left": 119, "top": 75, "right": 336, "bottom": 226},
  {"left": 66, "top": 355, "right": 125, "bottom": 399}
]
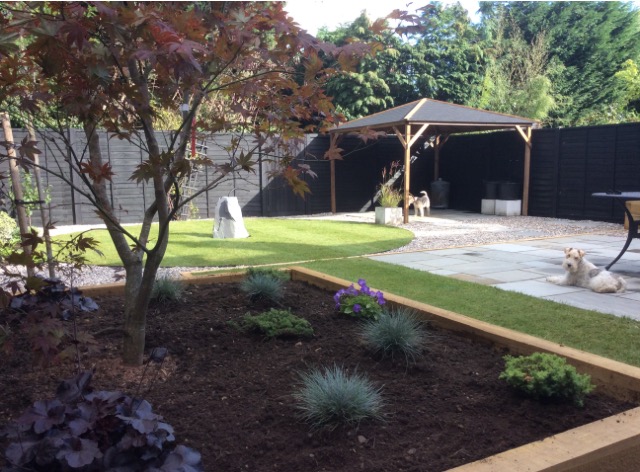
[
  {"left": 2, "top": 123, "right": 639, "bottom": 226},
  {"left": 528, "top": 124, "right": 640, "bottom": 222},
  {"left": 0, "top": 131, "right": 333, "bottom": 226}
]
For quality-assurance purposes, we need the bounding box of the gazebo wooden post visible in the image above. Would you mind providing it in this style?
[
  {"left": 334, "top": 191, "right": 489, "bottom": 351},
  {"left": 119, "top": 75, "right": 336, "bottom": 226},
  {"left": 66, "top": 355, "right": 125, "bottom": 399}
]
[
  {"left": 403, "top": 123, "right": 411, "bottom": 224},
  {"left": 330, "top": 158, "right": 336, "bottom": 214},
  {"left": 434, "top": 135, "right": 441, "bottom": 180},
  {"left": 515, "top": 126, "right": 533, "bottom": 216}
]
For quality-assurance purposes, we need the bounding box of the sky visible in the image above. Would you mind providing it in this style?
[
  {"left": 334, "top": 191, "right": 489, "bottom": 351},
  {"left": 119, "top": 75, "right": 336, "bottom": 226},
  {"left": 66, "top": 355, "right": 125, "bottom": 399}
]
[{"left": 283, "top": 0, "right": 482, "bottom": 35}]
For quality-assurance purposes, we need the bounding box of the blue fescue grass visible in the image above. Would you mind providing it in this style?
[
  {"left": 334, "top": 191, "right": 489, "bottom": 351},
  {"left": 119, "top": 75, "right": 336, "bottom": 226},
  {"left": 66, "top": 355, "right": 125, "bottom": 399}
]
[
  {"left": 361, "top": 307, "right": 426, "bottom": 363},
  {"left": 293, "top": 365, "right": 385, "bottom": 431}
]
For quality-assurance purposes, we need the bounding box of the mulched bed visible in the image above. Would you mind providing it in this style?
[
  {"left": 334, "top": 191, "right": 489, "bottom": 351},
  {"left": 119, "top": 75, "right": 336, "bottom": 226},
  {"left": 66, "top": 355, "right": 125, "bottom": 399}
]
[{"left": 1, "top": 279, "right": 637, "bottom": 471}]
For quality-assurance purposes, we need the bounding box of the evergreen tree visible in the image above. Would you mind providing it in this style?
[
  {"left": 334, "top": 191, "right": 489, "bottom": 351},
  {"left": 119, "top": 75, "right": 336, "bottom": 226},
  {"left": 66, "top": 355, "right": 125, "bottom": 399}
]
[{"left": 479, "top": 1, "right": 640, "bottom": 126}]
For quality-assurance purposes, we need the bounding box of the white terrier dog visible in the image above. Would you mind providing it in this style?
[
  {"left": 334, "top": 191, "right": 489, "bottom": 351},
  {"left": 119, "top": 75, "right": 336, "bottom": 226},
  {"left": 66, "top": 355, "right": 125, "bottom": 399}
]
[
  {"left": 546, "top": 247, "right": 626, "bottom": 293},
  {"left": 408, "top": 191, "right": 430, "bottom": 217}
]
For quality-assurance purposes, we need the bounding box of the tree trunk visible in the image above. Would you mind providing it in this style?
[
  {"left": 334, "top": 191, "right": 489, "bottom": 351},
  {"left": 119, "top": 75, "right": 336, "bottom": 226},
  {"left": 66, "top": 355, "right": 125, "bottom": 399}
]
[
  {"left": 120, "top": 231, "right": 169, "bottom": 365},
  {"left": 27, "top": 121, "right": 56, "bottom": 278},
  {"left": 81, "top": 118, "right": 153, "bottom": 366},
  {"left": 121, "top": 260, "right": 147, "bottom": 366},
  {"left": 1, "top": 112, "right": 35, "bottom": 278}
]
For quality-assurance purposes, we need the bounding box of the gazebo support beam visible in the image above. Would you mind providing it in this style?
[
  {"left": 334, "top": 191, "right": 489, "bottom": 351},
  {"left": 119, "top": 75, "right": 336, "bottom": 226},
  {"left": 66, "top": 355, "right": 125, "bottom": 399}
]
[
  {"left": 515, "top": 125, "right": 533, "bottom": 216},
  {"left": 393, "top": 126, "right": 407, "bottom": 147},
  {"left": 403, "top": 123, "right": 412, "bottom": 224},
  {"left": 330, "top": 158, "right": 336, "bottom": 214},
  {"left": 397, "top": 123, "right": 430, "bottom": 223},
  {"left": 408, "top": 124, "right": 429, "bottom": 148}
]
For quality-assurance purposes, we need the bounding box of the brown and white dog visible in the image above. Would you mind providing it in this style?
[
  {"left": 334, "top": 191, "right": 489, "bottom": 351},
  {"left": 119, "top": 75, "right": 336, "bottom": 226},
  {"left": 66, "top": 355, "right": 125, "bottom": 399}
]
[
  {"left": 546, "top": 247, "right": 626, "bottom": 293},
  {"left": 408, "top": 191, "right": 430, "bottom": 217}
]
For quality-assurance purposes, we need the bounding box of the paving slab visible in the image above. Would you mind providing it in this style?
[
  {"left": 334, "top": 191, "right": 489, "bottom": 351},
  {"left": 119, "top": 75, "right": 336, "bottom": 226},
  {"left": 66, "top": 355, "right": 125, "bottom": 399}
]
[
  {"left": 496, "top": 279, "right": 584, "bottom": 297},
  {"left": 544, "top": 291, "right": 640, "bottom": 320}
]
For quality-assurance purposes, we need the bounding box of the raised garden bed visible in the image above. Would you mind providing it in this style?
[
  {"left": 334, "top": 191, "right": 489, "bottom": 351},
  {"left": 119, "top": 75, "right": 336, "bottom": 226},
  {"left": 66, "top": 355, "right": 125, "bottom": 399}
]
[{"left": 1, "top": 267, "right": 640, "bottom": 471}]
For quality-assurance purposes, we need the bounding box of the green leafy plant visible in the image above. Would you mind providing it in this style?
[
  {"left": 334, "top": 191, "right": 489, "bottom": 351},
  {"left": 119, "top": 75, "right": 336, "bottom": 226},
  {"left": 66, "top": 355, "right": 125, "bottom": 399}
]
[
  {"left": 500, "top": 352, "right": 595, "bottom": 406},
  {"left": 8, "top": 169, "right": 51, "bottom": 223},
  {"left": 293, "top": 364, "right": 385, "bottom": 431},
  {"left": 0, "top": 210, "right": 18, "bottom": 244},
  {"left": 377, "top": 161, "right": 403, "bottom": 207},
  {"left": 0, "top": 211, "right": 20, "bottom": 259},
  {"left": 377, "top": 185, "right": 403, "bottom": 208},
  {"left": 242, "top": 308, "right": 314, "bottom": 338},
  {"left": 151, "top": 276, "right": 185, "bottom": 304},
  {"left": 361, "top": 307, "right": 426, "bottom": 363},
  {"left": 334, "top": 278, "right": 385, "bottom": 320},
  {"left": 1, "top": 370, "right": 203, "bottom": 471},
  {"left": 241, "top": 270, "right": 284, "bottom": 304}
]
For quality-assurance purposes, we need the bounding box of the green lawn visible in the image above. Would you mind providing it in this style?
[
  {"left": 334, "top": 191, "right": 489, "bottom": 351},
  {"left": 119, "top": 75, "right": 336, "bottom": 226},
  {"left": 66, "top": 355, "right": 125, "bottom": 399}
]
[{"left": 59, "top": 218, "right": 413, "bottom": 267}]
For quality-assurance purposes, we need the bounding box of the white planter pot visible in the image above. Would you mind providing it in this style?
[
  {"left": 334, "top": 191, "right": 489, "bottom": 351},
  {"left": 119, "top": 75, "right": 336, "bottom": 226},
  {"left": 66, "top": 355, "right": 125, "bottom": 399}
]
[{"left": 375, "top": 206, "right": 402, "bottom": 225}]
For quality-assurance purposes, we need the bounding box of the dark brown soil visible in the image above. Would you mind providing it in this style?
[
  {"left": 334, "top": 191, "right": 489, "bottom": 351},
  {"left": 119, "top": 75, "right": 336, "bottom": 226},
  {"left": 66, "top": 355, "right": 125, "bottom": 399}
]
[{"left": 1, "top": 280, "right": 636, "bottom": 472}]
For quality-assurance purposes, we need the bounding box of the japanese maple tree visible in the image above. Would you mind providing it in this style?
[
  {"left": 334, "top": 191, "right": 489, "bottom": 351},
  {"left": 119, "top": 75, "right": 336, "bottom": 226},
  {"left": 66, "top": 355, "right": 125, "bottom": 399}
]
[{"left": 0, "top": 1, "right": 370, "bottom": 365}]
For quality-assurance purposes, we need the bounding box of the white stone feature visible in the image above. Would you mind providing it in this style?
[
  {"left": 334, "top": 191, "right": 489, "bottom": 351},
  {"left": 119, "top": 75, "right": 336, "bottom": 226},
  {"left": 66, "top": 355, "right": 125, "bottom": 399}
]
[
  {"left": 213, "top": 197, "right": 250, "bottom": 239},
  {"left": 495, "top": 199, "right": 522, "bottom": 216},
  {"left": 481, "top": 199, "right": 496, "bottom": 215}
]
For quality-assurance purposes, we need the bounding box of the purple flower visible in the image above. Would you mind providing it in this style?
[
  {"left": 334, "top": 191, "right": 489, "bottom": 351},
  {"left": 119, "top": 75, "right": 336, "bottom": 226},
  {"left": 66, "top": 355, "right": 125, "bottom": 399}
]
[
  {"left": 350, "top": 286, "right": 359, "bottom": 295},
  {"left": 376, "top": 292, "right": 386, "bottom": 305},
  {"left": 353, "top": 304, "right": 361, "bottom": 313}
]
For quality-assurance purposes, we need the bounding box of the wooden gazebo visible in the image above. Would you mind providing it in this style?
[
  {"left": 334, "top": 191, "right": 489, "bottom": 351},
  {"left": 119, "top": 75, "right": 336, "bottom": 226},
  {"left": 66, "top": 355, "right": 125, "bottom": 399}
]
[{"left": 329, "top": 99, "right": 539, "bottom": 223}]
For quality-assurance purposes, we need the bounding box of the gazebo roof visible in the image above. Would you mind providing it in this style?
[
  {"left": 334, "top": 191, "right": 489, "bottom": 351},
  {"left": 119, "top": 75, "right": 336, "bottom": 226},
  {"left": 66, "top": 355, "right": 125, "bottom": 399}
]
[{"left": 331, "top": 98, "right": 539, "bottom": 135}]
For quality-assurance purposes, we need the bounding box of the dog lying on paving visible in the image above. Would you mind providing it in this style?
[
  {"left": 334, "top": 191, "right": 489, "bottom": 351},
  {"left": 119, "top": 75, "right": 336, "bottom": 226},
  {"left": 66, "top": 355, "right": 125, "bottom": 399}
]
[
  {"left": 408, "top": 191, "right": 430, "bottom": 217},
  {"left": 546, "top": 247, "right": 626, "bottom": 293}
]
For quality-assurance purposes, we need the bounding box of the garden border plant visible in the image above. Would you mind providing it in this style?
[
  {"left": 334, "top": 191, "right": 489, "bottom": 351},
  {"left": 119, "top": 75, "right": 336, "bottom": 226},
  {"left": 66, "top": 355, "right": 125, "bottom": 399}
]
[
  {"left": 333, "top": 278, "right": 386, "bottom": 320},
  {"left": 360, "top": 306, "right": 427, "bottom": 364},
  {"left": 241, "top": 308, "right": 314, "bottom": 339},
  {"left": 1, "top": 370, "right": 203, "bottom": 471},
  {"left": 500, "top": 352, "right": 595, "bottom": 407},
  {"left": 292, "top": 364, "right": 385, "bottom": 432},
  {"left": 240, "top": 268, "right": 285, "bottom": 304},
  {"left": 151, "top": 276, "right": 185, "bottom": 304}
]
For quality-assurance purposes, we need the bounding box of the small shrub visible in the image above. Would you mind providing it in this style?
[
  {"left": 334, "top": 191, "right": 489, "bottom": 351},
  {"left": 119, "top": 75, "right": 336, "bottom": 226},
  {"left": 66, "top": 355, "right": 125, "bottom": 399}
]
[
  {"left": 334, "top": 279, "right": 385, "bottom": 320},
  {"left": 293, "top": 365, "right": 385, "bottom": 431},
  {"left": 242, "top": 308, "right": 314, "bottom": 338},
  {"left": 361, "top": 307, "right": 426, "bottom": 363},
  {"left": 500, "top": 352, "right": 595, "bottom": 406},
  {"left": 151, "top": 276, "right": 185, "bottom": 303},
  {"left": 241, "top": 271, "right": 284, "bottom": 303},
  {"left": 1, "top": 370, "right": 203, "bottom": 471},
  {"left": 3, "top": 279, "right": 99, "bottom": 365}
]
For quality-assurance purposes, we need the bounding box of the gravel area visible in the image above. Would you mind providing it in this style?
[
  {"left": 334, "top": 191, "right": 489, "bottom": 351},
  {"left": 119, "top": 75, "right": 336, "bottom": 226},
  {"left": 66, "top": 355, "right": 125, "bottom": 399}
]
[
  {"left": 393, "top": 214, "right": 625, "bottom": 252},
  {"left": 3, "top": 213, "right": 626, "bottom": 287}
]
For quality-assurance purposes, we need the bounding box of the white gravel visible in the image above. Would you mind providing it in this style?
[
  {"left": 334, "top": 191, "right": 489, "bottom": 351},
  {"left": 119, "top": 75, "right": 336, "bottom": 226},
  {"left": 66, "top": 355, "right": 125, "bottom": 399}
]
[{"left": 4, "top": 213, "right": 626, "bottom": 287}]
